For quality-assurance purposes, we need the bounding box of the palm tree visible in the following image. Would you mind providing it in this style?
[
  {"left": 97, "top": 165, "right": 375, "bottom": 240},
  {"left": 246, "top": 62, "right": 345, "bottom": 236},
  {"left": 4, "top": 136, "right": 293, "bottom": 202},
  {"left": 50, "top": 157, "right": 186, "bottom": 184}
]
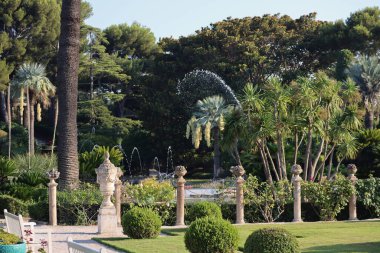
[
  {"left": 348, "top": 55, "right": 380, "bottom": 129},
  {"left": 12, "top": 63, "right": 56, "bottom": 155},
  {"left": 186, "top": 95, "right": 232, "bottom": 179},
  {"left": 57, "top": 0, "right": 81, "bottom": 190}
]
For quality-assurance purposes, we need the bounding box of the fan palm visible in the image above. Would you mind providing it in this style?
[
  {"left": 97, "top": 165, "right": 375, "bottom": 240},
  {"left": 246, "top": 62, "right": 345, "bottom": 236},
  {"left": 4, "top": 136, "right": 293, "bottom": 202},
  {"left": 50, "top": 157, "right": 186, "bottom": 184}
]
[
  {"left": 12, "top": 63, "right": 56, "bottom": 155},
  {"left": 186, "top": 95, "right": 232, "bottom": 179},
  {"left": 348, "top": 55, "right": 380, "bottom": 129}
]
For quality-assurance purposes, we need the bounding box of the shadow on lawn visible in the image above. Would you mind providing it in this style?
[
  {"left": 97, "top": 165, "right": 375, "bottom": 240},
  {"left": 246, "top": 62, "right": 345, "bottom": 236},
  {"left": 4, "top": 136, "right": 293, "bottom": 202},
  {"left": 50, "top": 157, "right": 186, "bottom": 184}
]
[{"left": 305, "top": 241, "right": 380, "bottom": 252}]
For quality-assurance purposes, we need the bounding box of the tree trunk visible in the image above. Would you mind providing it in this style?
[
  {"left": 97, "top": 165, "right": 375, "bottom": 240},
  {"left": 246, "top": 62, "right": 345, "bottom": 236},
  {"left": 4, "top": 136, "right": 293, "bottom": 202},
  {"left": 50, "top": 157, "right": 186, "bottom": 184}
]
[
  {"left": 90, "top": 65, "right": 94, "bottom": 100},
  {"left": 26, "top": 88, "right": 31, "bottom": 169},
  {"left": 365, "top": 108, "right": 374, "bottom": 129},
  {"left": 304, "top": 126, "right": 312, "bottom": 180},
  {"left": 57, "top": 0, "right": 81, "bottom": 190},
  {"left": 310, "top": 139, "right": 325, "bottom": 181},
  {"left": 51, "top": 99, "right": 59, "bottom": 157},
  {"left": 327, "top": 148, "right": 335, "bottom": 179},
  {"left": 265, "top": 144, "right": 279, "bottom": 181},
  {"left": 213, "top": 127, "right": 221, "bottom": 179},
  {"left": 7, "top": 86, "right": 11, "bottom": 158},
  {"left": 0, "top": 91, "right": 8, "bottom": 124},
  {"left": 294, "top": 131, "right": 298, "bottom": 165},
  {"left": 29, "top": 96, "right": 35, "bottom": 155},
  {"left": 257, "top": 140, "right": 274, "bottom": 184},
  {"left": 233, "top": 139, "right": 242, "bottom": 166}
]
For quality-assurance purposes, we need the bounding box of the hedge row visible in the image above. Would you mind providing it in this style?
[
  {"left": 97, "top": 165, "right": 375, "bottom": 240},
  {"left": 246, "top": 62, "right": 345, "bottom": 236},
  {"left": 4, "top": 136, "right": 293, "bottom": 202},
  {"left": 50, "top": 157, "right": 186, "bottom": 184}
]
[{"left": 0, "top": 195, "right": 375, "bottom": 226}]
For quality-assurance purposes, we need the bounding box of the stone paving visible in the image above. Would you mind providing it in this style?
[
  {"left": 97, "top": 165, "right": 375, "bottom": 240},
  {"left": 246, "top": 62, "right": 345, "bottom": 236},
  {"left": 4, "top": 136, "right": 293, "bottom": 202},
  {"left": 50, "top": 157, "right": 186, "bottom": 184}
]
[{"left": 38, "top": 225, "right": 124, "bottom": 253}]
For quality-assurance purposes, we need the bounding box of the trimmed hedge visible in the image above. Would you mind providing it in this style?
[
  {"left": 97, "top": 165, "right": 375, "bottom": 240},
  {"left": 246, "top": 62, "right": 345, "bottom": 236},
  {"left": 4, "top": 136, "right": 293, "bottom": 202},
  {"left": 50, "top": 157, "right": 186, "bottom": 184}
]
[
  {"left": 186, "top": 201, "right": 222, "bottom": 224},
  {"left": 244, "top": 228, "right": 300, "bottom": 253},
  {"left": 121, "top": 207, "right": 162, "bottom": 239},
  {"left": 185, "top": 217, "right": 238, "bottom": 253}
]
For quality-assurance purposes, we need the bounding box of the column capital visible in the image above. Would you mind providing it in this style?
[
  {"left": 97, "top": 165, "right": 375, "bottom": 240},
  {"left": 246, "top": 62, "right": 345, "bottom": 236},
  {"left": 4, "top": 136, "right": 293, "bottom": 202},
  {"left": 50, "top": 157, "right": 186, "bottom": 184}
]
[
  {"left": 291, "top": 164, "right": 303, "bottom": 183},
  {"left": 347, "top": 164, "right": 358, "bottom": 183},
  {"left": 175, "top": 166, "right": 187, "bottom": 182},
  {"left": 230, "top": 165, "right": 245, "bottom": 181}
]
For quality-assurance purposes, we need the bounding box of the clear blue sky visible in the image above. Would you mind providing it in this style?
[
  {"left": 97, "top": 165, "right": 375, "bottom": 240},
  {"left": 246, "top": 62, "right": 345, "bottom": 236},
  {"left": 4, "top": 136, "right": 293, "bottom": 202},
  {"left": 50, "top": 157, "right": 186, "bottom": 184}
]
[{"left": 87, "top": 0, "right": 380, "bottom": 39}]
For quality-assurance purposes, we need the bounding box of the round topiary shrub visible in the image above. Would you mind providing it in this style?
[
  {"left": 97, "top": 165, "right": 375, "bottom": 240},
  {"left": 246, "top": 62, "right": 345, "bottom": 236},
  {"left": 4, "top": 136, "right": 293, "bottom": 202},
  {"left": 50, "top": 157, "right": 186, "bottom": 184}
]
[
  {"left": 121, "top": 207, "right": 162, "bottom": 239},
  {"left": 244, "top": 228, "right": 300, "bottom": 253},
  {"left": 186, "top": 201, "right": 222, "bottom": 224},
  {"left": 185, "top": 217, "right": 238, "bottom": 253}
]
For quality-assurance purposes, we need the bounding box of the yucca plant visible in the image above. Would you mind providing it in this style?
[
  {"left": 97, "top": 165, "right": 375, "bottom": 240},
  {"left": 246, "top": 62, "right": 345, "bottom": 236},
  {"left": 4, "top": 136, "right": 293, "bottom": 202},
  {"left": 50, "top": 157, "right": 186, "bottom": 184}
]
[
  {"left": 186, "top": 95, "right": 233, "bottom": 178},
  {"left": 11, "top": 63, "right": 56, "bottom": 156}
]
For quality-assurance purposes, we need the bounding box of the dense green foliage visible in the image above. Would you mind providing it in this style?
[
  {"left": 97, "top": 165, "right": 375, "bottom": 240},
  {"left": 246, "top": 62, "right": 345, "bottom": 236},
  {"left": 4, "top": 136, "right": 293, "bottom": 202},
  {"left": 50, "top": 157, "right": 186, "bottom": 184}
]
[
  {"left": 77, "top": 97, "right": 141, "bottom": 149},
  {"left": 125, "top": 178, "right": 175, "bottom": 205},
  {"left": 356, "top": 176, "right": 380, "bottom": 217},
  {"left": 124, "top": 178, "right": 175, "bottom": 225},
  {"left": 0, "top": 156, "right": 16, "bottom": 185},
  {"left": 303, "top": 174, "right": 355, "bottom": 220},
  {"left": 0, "top": 229, "right": 22, "bottom": 245},
  {"left": 184, "top": 217, "right": 238, "bottom": 253},
  {"left": 354, "top": 129, "right": 380, "bottom": 178},
  {"left": 57, "top": 183, "right": 102, "bottom": 225},
  {"left": 244, "top": 228, "right": 300, "bottom": 253},
  {"left": 0, "top": 194, "right": 28, "bottom": 216},
  {"left": 186, "top": 201, "right": 223, "bottom": 224},
  {"left": 79, "top": 145, "right": 123, "bottom": 181},
  {"left": 0, "top": 0, "right": 60, "bottom": 90},
  {"left": 121, "top": 207, "right": 162, "bottom": 239},
  {"left": 244, "top": 175, "right": 292, "bottom": 222}
]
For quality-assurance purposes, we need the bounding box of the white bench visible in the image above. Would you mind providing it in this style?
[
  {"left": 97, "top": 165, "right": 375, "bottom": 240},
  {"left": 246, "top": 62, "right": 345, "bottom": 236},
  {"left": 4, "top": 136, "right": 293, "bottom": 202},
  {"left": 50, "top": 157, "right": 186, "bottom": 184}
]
[
  {"left": 4, "top": 209, "right": 52, "bottom": 253},
  {"left": 67, "top": 236, "right": 108, "bottom": 253}
]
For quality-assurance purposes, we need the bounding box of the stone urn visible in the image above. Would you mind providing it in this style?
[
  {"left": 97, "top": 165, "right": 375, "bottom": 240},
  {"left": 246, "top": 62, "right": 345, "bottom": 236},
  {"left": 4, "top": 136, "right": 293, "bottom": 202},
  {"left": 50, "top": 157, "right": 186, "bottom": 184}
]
[
  {"left": 96, "top": 152, "right": 118, "bottom": 208},
  {"left": 95, "top": 152, "right": 119, "bottom": 234},
  {"left": 47, "top": 168, "right": 60, "bottom": 181}
]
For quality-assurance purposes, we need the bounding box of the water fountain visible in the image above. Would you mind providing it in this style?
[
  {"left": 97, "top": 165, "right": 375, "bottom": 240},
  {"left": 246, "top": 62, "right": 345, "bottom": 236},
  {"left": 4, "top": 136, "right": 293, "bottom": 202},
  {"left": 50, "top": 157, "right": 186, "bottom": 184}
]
[{"left": 129, "top": 147, "right": 144, "bottom": 175}]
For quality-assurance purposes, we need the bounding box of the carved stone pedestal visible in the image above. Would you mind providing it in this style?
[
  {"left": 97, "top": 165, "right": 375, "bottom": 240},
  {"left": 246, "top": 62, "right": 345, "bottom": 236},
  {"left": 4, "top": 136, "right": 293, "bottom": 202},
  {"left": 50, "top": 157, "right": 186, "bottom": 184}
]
[
  {"left": 96, "top": 152, "right": 119, "bottom": 234},
  {"left": 98, "top": 206, "right": 117, "bottom": 234},
  {"left": 291, "top": 164, "right": 303, "bottom": 223},
  {"left": 347, "top": 164, "right": 358, "bottom": 221},
  {"left": 231, "top": 165, "right": 245, "bottom": 224},
  {"left": 175, "top": 166, "right": 187, "bottom": 226}
]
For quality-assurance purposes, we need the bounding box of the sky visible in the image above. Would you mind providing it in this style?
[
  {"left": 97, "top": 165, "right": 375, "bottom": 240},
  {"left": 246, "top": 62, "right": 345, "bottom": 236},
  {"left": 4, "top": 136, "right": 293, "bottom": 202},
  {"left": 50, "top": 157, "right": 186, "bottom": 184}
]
[{"left": 87, "top": 0, "right": 380, "bottom": 40}]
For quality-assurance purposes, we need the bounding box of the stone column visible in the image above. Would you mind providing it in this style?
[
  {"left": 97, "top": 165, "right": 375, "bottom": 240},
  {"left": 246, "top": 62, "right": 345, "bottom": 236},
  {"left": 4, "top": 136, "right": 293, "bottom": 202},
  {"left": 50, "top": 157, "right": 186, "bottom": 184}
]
[
  {"left": 175, "top": 166, "right": 187, "bottom": 226},
  {"left": 291, "top": 164, "right": 303, "bottom": 222},
  {"left": 114, "top": 168, "right": 123, "bottom": 226},
  {"left": 231, "top": 165, "right": 245, "bottom": 224},
  {"left": 347, "top": 164, "right": 358, "bottom": 221},
  {"left": 96, "top": 152, "right": 119, "bottom": 234},
  {"left": 47, "top": 169, "right": 60, "bottom": 226}
]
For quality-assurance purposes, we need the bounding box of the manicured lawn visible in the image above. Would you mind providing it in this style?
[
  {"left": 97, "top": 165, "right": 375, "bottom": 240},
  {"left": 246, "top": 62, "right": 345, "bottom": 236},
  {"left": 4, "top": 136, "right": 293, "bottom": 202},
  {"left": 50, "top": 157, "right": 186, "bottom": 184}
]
[{"left": 94, "top": 220, "right": 380, "bottom": 253}]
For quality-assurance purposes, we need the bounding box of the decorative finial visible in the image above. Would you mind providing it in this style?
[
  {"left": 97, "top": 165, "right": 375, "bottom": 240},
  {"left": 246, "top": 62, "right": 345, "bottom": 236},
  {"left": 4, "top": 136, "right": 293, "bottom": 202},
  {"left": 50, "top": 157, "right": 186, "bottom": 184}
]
[
  {"left": 104, "top": 152, "right": 110, "bottom": 161},
  {"left": 291, "top": 164, "right": 303, "bottom": 176},
  {"left": 230, "top": 165, "right": 245, "bottom": 177},
  {"left": 347, "top": 164, "right": 357, "bottom": 175},
  {"left": 175, "top": 166, "right": 187, "bottom": 177}
]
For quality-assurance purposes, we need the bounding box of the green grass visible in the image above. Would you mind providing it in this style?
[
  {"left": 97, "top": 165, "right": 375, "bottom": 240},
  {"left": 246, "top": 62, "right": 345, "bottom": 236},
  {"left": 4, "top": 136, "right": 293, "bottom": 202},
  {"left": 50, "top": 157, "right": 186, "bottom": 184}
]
[{"left": 94, "top": 220, "right": 380, "bottom": 253}]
